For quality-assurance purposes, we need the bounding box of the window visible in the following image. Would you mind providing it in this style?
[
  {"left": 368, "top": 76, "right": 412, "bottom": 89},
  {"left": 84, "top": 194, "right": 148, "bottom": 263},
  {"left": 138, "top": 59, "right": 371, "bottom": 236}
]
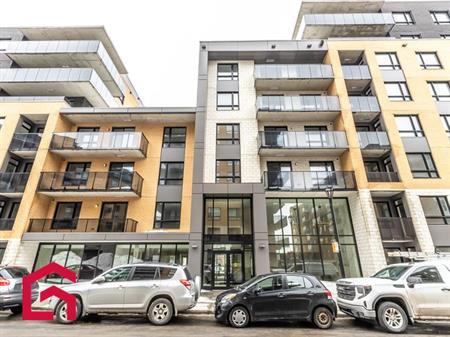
[
  {"left": 255, "top": 275, "right": 283, "bottom": 292},
  {"left": 420, "top": 196, "right": 450, "bottom": 225},
  {"left": 392, "top": 12, "right": 414, "bottom": 25},
  {"left": 416, "top": 52, "right": 442, "bottom": 69},
  {"left": 216, "top": 124, "right": 240, "bottom": 144},
  {"left": 409, "top": 267, "right": 443, "bottom": 283},
  {"left": 428, "top": 82, "right": 450, "bottom": 101},
  {"left": 159, "top": 162, "right": 184, "bottom": 185},
  {"left": 103, "top": 267, "right": 131, "bottom": 282},
  {"left": 400, "top": 34, "right": 421, "bottom": 39},
  {"left": 286, "top": 275, "right": 313, "bottom": 289},
  {"left": 376, "top": 53, "right": 401, "bottom": 70},
  {"left": 51, "top": 202, "right": 81, "bottom": 229},
  {"left": 154, "top": 202, "right": 181, "bottom": 229},
  {"left": 207, "top": 207, "right": 221, "bottom": 219},
  {"left": 441, "top": 34, "right": 450, "bottom": 39},
  {"left": 217, "top": 64, "right": 238, "bottom": 81},
  {"left": 406, "top": 153, "right": 438, "bottom": 178},
  {"left": 217, "top": 92, "right": 239, "bottom": 111},
  {"left": 216, "top": 160, "right": 240, "bottom": 183},
  {"left": 395, "top": 115, "right": 424, "bottom": 137},
  {"left": 205, "top": 198, "right": 252, "bottom": 235},
  {"left": 0, "top": 117, "right": 4, "bottom": 130},
  {"left": 159, "top": 267, "right": 177, "bottom": 279},
  {"left": 441, "top": 115, "right": 450, "bottom": 136},
  {"left": 163, "top": 127, "right": 186, "bottom": 148},
  {"left": 131, "top": 266, "right": 157, "bottom": 280},
  {"left": 385, "top": 82, "right": 412, "bottom": 101},
  {"left": 430, "top": 11, "right": 450, "bottom": 24}
]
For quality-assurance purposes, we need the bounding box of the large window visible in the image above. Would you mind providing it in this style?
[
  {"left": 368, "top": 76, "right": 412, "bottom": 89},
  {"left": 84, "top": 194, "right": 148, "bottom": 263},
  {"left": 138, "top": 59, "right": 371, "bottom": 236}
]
[
  {"left": 441, "top": 115, "right": 450, "bottom": 136},
  {"left": 159, "top": 162, "right": 184, "bottom": 185},
  {"left": 204, "top": 198, "right": 252, "bottom": 235},
  {"left": 416, "top": 52, "right": 442, "bottom": 69},
  {"left": 266, "top": 198, "right": 361, "bottom": 281},
  {"left": 216, "top": 160, "right": 241, "bottom": 183},
  {"left": 376, "top": 52, "right": 401, "bottom": 70},
  {"left": 154, "top": 202, "right": 181, "bottom": 229},
  {"left": 385, "top": 82, "right": 412, "bottom": 101},
  {"left": 430, "top": 11, "right": 450, "bottom": 24},
  {"left": 392, "top": 12, "right": 414, "bottom": 25},
  {"left": 395, "top": 115, "right": 424, "bottom": 137},
  {"left": 162, "top": 127, "right": 186, "bottom": 148},
  {"left": 51, "top": 202, "right": 81, "bottom": 230},
  {"left": 428, "top": 82, "right": 450, "bottom": 101},
  {"left": 217, "top": 92, "right": 239, "bottom": 111},
  {"left": 216, "top": 124, "right": 240, "bottom": 144},
  {"left": 217, "top": 64, "right": 238, "bottom": 81},
  {"left": 406, "top": 153, "right": 438, "bottom": 178},
  {"left": 420, "top": 196, "right": 450, "bottom": 225}
]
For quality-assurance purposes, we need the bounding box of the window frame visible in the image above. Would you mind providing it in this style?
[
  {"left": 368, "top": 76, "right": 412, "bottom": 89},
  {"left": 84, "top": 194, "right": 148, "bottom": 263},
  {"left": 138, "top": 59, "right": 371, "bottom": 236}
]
[
  {"left": 395, "top": 115, "right": 424, "bottom": 137},
  {"left": 215, "top": 159, "right": 241, "bottom": 183},
  {"left": 416, "top": 52, "right": 442, "bottom": 70},
  {"left": 216, "top": 123, "right": 240, "bottom": 145},
  {"left": 385, "top": 82, "right": 412, "bottom": 101},
  {"left": 216, "top": 92, "right": 239, "bottom": 111},
  {"left": 158, "top": 162, "right": 184, "bottom": 185},
  {"left": 154, "top": 202, "right": 181, "bottom": 229},
  {"left": 406, "top": 153, "right": 439, "bottom": 178},
  {"left": 409, "top": 266, "right": 443, "bottom": 283},
  {"left": 400, "top": 34, "right": 421, "bottom": 40},
  {"left": 162, "top": 127, "right": 186, "bottom": 148},
  {"left": 392, "top": 11, "right": 414, "bottom": 25},
  {"left": 376, "top": 52, "right": 401, "bottom": 70},
  {"left": 217, "top": 63, "right": 239, "bottom": 81},
  {"left": 420, "top": 196, "right": 450, "bottom": 225},
  {"left": 441, "top": 115, "right": 450, "bottom": 136},
  {"left": 430, "top": 11, "right": 450, "bottom": 25},
  {"left": 428, "top": 82, "right": 450, "bottom": 101}
]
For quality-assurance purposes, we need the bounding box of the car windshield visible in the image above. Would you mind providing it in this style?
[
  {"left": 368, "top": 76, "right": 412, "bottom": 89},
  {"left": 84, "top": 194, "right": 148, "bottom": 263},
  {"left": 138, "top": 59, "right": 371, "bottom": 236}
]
[
  {"left": 372, "top": 265, "right": 412, "bottom": 280},
  {"left": 235, "top": 275, "right": 266, "bottom": 290}
]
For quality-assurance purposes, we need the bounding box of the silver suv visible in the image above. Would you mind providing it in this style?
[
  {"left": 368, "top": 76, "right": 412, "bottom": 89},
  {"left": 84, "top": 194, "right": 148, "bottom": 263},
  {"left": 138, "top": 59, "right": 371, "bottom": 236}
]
[
  {"left": 0, "top": 265, "right": 39, "bottom": 314},
  {"left": 50, "top": 263, "right": 200, "bottom": 325}
]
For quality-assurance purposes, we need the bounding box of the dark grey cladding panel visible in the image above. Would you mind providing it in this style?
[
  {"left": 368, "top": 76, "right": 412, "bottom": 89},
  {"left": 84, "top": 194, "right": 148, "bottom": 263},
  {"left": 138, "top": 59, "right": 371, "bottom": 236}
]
[
  {"left": 190, "top": 194, "right": 204, "bottom": 233},
  {"left": 156, "top": 185, "right": 183, "bottom": 202},
  {"left": 201, "top": 183, "right": 264, "bottom": 196},
  {"left": 217, "top": 80, "right": 239, "bottom": 92},
  {"left": 381, "top": 70, "right": 405, "bottom": 82},
  {"left": 216, "top": 144, "right": 241, "bottom": 160},
  {"left": 160, "top": 147, "right": 185, "bottom": 162},
  {"left": 429, "top": 225, "right": 450, "bottom": 247},
  {"left": 402, "top": 137, "right": 430, "bottom": 152}
]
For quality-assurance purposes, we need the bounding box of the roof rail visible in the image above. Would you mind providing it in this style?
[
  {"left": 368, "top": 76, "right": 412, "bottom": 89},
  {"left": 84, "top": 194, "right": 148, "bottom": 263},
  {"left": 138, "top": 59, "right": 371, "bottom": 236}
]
[{"left": 387, "top": 251, "right": 450, "bottom": 261}]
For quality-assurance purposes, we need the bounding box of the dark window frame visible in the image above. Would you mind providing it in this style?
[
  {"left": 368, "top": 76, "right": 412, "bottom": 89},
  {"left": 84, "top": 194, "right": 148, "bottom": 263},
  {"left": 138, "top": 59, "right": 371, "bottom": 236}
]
[
  {"left": 376, "top": 52, "right": 401, "bottom": 70},
  {"left": 154, "top": 202, "right": 181, "bottom": 229},
  {"left": 420, "top": 196, "right": 450, "bottom": 225},
  {"left": 441, "top": 115, "right": 450, "bottom": 136},
  {"left": 430, "top": 11, "right": 450, "bottom": 25},
  {"left": 400, "top": 34, "right": 421, "bottom": 39},
  {"left": 217, "top": 63, "right": 239, "bottom": 81},
  {"left": 416, "top": 52, "right": 442, "bottom": 70},
  {"left": 216, "top": 159, "right": 241, "bottom": 183},
  {"left": 162, "top": 127, "right": 186, "bottom": 148},
  {"left": 406, "top": 153, "right": 439, "bottom": 178},
  {"left": 428, "top": 82, "right": 450, "bottom": 101},
  {"left": 216, "top": 92, "right": 239, "bottom": 111},
  {"left": 392, "top": 11, "right": 415, "bottom": 25},
  {"left": 385, "top": 82, "right": 412, "bottom": 101},
  {"left": 216, "top": 124, "right": 240, "bottom": 145},
  {"left": 158, "top": 162, "right": 184, "bottom": 185},
  {"left": 395, "top": 115, "right": 424, "bottom": 137}
]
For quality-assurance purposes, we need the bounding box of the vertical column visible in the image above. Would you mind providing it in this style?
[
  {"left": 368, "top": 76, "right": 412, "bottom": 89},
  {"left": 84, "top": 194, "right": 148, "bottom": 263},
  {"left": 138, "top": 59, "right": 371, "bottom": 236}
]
[{"left": 252, "top": 186, "right": 270, "bottom": 275}]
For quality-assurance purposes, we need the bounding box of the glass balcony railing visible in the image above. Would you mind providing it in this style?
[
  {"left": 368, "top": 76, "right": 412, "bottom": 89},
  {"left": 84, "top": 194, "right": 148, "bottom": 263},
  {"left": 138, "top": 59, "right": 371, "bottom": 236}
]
[
  {"left": 349, "top": 96, "right": 380, "bottom": 113},
  {"left": 377, "top": 217, "right": 416, "bottom": 241},
  {"left": 366, "top": 172, "right": 400, "bottom": 182},
  {"left": 0, "top": 218, "right": 15, "bottom": 231},
  {"left": 50, "top": 132, "right": 148, "bottom": 155},
  {"left": 38, "top": 171, "right": 143, "bottom": 195},
  {"left": 9, "top": 133, "right": 42, "bottom": 152},
  {"left": 342, "top": 65, "right": 371, "bottom": 80},
  {"left": 263, "top": 171, "right": 356, "bottom": 191},
  {"left": 358, "top": 131, "right": 390, "bottom": 149},
  {"left": 259, "top": 131, "right": 348, "bottom": 149},
  {"left": 254, "top": 64, "right": 333, "bottom": 79},
  {"left": 256, "top": 96, "right": 340, "bottom": 112},
  {"left": 28, "top": 218, "right": 138, "bottom": 233},
  {"left": 0, "top": 172, "right": 30, "bottom": 193}
]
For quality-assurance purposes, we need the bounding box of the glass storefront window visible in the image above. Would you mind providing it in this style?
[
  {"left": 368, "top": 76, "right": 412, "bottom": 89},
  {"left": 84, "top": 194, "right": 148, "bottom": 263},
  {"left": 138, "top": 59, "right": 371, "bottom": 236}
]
[
  {"left": 314, "top": 199, "right": 335, "bottom": 236},
  {"left": 113, "top": 244, "right": 131, "bottom": 267},
  {"left": 280, "top": 199, "right": 300, "bottom": 236},
  {"left": 129, "top": 244, "right": 146, "bottom": 264},
  {"left": 297, "top": 199, "right": 316, "bottom": 235},
  {"left": 145, "top": 244, "right": 161, "bottom": 262},
  {"left": 205, "top": 198, "right": 253, "bottom": 236},
  {"left": 160, "top": 244, "right": 176, "bottom": 263}
]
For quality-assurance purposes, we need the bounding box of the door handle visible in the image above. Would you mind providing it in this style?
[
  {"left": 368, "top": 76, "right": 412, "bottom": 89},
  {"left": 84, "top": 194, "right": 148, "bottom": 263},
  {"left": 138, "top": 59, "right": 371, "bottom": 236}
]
[
  {"left": 442, "top": 288, "right": 450, "bottom": 292},
  {"left": 151, "top": 284, "right": 159, "bottom": 288},
  {"left": 118, "top": 285, "right": 124, "bottom": 289},
  {"left": 277, "top": 293, "right": 285, "bottom": 298}
]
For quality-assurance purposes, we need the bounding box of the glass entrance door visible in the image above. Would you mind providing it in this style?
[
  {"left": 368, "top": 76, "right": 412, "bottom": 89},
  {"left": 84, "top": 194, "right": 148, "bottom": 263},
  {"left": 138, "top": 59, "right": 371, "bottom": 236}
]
[{"left": 212, "top": 251, "right": 244, "bottom": 288}]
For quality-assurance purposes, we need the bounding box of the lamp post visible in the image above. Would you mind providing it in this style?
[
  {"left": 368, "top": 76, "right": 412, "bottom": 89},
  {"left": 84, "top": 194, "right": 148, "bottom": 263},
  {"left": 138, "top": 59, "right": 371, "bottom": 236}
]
[{"left": 325, "top": 185, "right": 345, "bottom": 278}]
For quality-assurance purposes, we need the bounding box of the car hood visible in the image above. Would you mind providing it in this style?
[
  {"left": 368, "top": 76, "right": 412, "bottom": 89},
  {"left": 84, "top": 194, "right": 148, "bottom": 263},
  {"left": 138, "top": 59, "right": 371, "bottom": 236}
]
[
  {"left": 216, "top": 288, "right": 240, "bottom": 302},
  {"left": 337, "top": 277, "right": 395, "bottom": 286},
  {"left": 58, "top": 281, "right": 91, "bottom": 292}
]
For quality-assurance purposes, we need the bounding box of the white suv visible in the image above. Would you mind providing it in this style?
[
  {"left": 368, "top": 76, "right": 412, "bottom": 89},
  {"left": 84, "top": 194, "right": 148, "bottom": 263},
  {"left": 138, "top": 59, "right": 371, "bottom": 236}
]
[{"left": 337, "top": 259, "right": 450, "bottom": 333}]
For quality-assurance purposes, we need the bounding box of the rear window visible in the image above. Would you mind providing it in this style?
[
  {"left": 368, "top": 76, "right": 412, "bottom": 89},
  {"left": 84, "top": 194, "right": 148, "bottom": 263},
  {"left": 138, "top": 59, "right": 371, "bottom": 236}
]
[
  {"left": 183, "top": 267, "right": 192, "bottom": 280},
  {"left": 159, "top": 267, "right": 176, "bottom": 280},
  {"left": 1, "top": 267, "right": 29, "bottom": 279},
  {"left": 132, "top": 267, "right": 157, "bottom": 281}
]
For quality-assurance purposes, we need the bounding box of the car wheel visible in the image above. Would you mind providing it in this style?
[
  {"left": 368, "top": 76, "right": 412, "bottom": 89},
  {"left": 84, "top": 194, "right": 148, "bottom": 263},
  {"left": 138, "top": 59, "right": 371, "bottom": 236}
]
[
  {"left": 55, "top": 298, "right": 82, "bottom": 324},
  {"left": 147, "top": 298, "right": 173, "bottom": 326},
  {"left": 312, "top": 307, "right": 333, "bottom": 329},
  {"left": 10, "top": 306, "right": 22, "bottom": 315},
  {"left": 377, "top": 301, "right": 408, "bottom": 333},
  {"left": 228, "top": 306, "right": 250, "bottom": 328}
]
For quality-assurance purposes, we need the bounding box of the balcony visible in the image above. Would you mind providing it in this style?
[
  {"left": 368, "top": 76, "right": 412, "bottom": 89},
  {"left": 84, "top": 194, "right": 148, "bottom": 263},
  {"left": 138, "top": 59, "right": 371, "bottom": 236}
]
[
  {"left": 342, "top": 65, "right": 372, "bottom": 92},
  {"left": 28, "top": 218, "right": 138, "bottom": 233},
  {"left": 9, "top": 133, "right": 42, "bottom": 158},
  {"left": 366, "top": 172, "right": 400, "bottom": 183},
  {"left": 254, "top": 64, "right": 333, "bottom": 91},
  {"left": 37, "top": 171, "right": 143, "bottom": 197},
  {"left": 50, "top": 132, "right": 148, "bottom": 158},
  {"left": 299, "top": 13, "right": 395, "bottom": 39},
  {"left": 0, "top": 218, "right": 15, "bottom": 231},
  {"left": 377, "top": 217, "right": 416, "bottom": 242},
  {"left": 256, "top": 95, "right": 340, "bottom": 122},
  {"left": 358, "top": 131, "right": 390, "bottom": 157},
  {"left": 263, "top": 171, "right": 356, "bottom": 191},
  {"left": 0, "top": 172, "right": 29, "bottom": 197},
  {"left": 258, "top": 131, "right": 348, "bottom": 156},
  {"left": 349, "top": 96, "right": 380, "bottom": 123}
]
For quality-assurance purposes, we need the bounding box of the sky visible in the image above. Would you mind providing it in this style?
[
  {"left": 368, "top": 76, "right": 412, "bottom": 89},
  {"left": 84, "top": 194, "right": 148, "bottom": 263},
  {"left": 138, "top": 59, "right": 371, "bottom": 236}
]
[{"left": 2, "top": 0, "right": 301, "bottom": 106}]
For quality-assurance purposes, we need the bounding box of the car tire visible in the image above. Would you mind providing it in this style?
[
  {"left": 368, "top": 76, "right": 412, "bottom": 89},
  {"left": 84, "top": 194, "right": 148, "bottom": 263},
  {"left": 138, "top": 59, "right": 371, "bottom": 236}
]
[
  {"left": 55, "top": 298, "right": 82, "bottom": 324},
  {"left": 147, "top": 298, "right": 173, "bottom": 326},
  {"left": 377, "top": 301, "right": 408, "bottom": 333},
  {"left": 312, "top": 307, "right": 333, "bottom": 329},
  {"left": 10, "top": 306, "right": 22, "bottom": 315},
  {"left": 228, "top": 306, "right": 250, "bottom": 328}
]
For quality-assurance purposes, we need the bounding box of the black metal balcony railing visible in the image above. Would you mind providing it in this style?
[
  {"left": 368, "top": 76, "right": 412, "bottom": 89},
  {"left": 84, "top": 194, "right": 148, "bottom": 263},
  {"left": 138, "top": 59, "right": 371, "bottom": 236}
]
[
  {"left": 9, "top": 133, "right": 42, "bottom": 152},
  {"left": 0, "top": 172, "right": 30, "bottom": 193},
  {"left": 377, "top": 217, "right": 416, "bottom": 241},
  {"left": 50, "top": 132, "right": 148, "bottom": 156},
  {"left": 38, "top": 171, "right": 143, "bottom": 195},
  {"left": 366, "top": 172, "right": 400, "bottom": 182},
  {"left": 256, "top": 95, "right": 340, "bottom": 112},
  {"left": 28, "top": 218, "right": 138, "bottom": 233},
  {"left": 0, "top": 218, "right": 15, "bottom": 231},
  {"left": 358, "top": 131, "right": 390, "bottom": 149},
  {"left": 259, "top": 131, "right": 348, "bottom": 149},
  {"left": 263, "top": 171, "right": 356, "bottom": 191}
]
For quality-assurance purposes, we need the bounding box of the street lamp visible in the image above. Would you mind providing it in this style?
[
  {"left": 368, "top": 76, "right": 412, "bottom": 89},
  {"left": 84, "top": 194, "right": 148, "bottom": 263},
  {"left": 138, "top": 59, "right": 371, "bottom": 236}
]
[{"left": 325, "top": 185, "right": 345, "bottom": 278}]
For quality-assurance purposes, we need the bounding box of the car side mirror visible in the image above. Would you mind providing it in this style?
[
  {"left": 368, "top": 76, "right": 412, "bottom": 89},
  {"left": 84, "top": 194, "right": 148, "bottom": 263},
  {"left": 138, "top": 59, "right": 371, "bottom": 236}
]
[
  {"left": 253, "top": 287, "right": 262, "bottom": 295},
  {"left": 92, "top": 276, "right": 106, "bottom": 284},
  {"left": 406, "top": 276, "right": 422, "bottom": 288}
]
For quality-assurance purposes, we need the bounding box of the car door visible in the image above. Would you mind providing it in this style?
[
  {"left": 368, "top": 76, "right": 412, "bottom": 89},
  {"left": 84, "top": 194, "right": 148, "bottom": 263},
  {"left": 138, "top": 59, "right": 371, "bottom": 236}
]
[
  {"left": 405, "top": 265, "right": 448, "bottom": 319},
  {"left": 123, "top": 266, "right": 160, "bottom": 312},
  {"left": 85, "top": 266, "right": 132, "bottom": 312},
  {"left": 247, "top": 275, "right": 285, "bottom": 320},
  {"left": 283, "top": 274, "right": 315, "bottom": 319}
]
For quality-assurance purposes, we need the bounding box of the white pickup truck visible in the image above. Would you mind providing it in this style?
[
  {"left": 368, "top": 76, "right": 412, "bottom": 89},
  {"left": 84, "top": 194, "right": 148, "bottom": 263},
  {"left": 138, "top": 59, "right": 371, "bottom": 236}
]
[{"left": 336, "top": 259, "right": 450, "bottom": 333}]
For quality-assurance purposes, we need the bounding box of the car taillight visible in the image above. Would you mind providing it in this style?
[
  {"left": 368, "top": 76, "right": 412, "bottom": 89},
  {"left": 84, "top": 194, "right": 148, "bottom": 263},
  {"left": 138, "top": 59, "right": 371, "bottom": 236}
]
[
  {"left": 179, "top": 279, "right": 191, "bottom": 290},
  {"left": 0, "top": 277, "right": 10, "bottom": 286},
  {"left": 324, "top": 289, "right": 333, "bottom": 299}
]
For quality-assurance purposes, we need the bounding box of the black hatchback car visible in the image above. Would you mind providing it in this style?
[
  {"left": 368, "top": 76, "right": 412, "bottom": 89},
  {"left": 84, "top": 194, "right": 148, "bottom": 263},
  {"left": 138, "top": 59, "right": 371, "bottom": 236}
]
[{"left": 215, "top": 273, "right": 337, "bottom": 329}]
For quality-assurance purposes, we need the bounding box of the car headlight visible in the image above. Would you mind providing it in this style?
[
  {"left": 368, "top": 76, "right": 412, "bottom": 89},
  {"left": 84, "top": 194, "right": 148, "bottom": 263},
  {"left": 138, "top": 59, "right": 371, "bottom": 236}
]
[
  {"left": 356, "top": 285, "right": 372, "bottom": 299},
  {"left": 220, "top": 293, "right": 236, "bottom": 303}
]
